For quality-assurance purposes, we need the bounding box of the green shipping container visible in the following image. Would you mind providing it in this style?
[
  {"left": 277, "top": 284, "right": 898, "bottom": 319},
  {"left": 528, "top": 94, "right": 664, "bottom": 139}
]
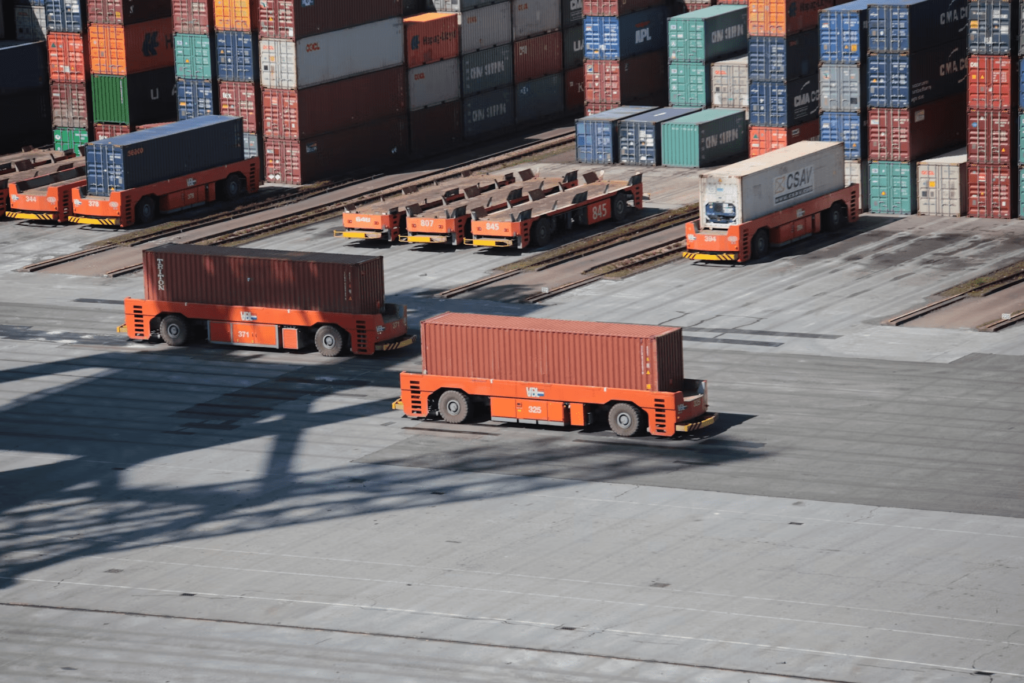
[
  {"left": 668, "top": 6, "right": 748, "bottom": 63},
  {"left": 175, "top": 34, "right": 214, "bottom": 81},
  {"left": 53, "top": 128, "right": 89, "bottom": 155},
  {"left": 669, "top": 62, "right": 712, "bottom": 108},
  {"left": 869, "top": 161, "right": 916, "bottom": 215},
  {"left": 660, "top": 108, "right": 748, "bottom": 168}
]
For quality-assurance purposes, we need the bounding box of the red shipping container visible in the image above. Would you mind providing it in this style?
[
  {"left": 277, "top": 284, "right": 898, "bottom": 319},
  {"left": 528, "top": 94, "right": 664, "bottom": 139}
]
[
  {"left": 49, "top": 33, "right": 89, "bottom": 84},
  {"left": 565, "top": 65, "right": 585, "bottom": 113},
  {"left": 88, "top": 0, "right": 171, "bottom": 26},
  {"left": 582, "top": 0, "right": 670, "bottom": 16},
  {"left": 718, "top": 0, "right": 747, "bottom": 4},
  {"left": 219, "top": 81, "right": 259, "bottom": 134},
  {"left": 172, "top": 0, "right": 215, "bottom": 34},
  {"left": 685, "top": 0, "right": 714, "bottom": 10},
  {"left": 749, "top": 0, "right": 837, "bottom": 37},
  {"left": 93, "top": 123, "right": 131, "bottom": 140},
  {"left": 258, "top": 0, "right": 402, "bottom": 41},
  {"left": 50, "top": 82, "right": 90, "bottom": 129},
  {"left": 867, "top": 93, "right": 966, "bottom": 163},
  {"left": 263, "top": 116, "right": 410, "bottom": 185},
  {"left": 967, "top": 109, "right": 1014, "bottom": 165},
  {"left": 514, "top": 32, "right": 562, "bottom": 84},
  {"left": 404, "top": 12, "right": 459, "bottom": 69},
  {"left": 410, "top": 100, "right": 462, "bottom": 158},
  {"left": 968, "top": 164, "right": 1015, "bottom": 218},
  {"left": 88, "top": 18, "right": 175, "bottom": 76},
  {"left": 585, "top": 50, "right": 668, "bottom": 106},
  {"left": 420, "top": 313, "right": 685, "bottom": 393},
  {"left": 967, "top": 56, "right": 1016, "bottom": 112},
  {"left": 261, "top": 67, "right": 406, "bottom": 141},
  {"left": 748, "top": 119, "right": 820, "bottom": 157}
]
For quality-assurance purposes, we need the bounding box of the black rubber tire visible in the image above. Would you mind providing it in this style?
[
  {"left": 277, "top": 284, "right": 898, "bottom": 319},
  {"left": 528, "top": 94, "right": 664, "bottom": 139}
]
[
  {"left": 438, "top": 390, "right": 470, "bottom": 424},
  {"left": 750, "top": 228, "right": 770, "bottom": 260},
  {"left": 314, "top": 325, "right": 347, "bottom": 357},
  {"left": 608, "top": 403, "right": 644, "bottom": 438},
  {"left": 135, "top": 196, "right": 157, "bottom": 224},
  {"left": 159, "top": 314, "right": 188, "bottom": 347},
  {"left": 221, "top": 174, "right": 244, "bottom": 201},
  {"left": 533, "top": 218, "right": 554, "bottom": 248},
  {"left": 823, "top": 202, "right": 847, "bottom": 232},
  {"left": 612, "top": 193, "right": 629, "bottom": 221}
]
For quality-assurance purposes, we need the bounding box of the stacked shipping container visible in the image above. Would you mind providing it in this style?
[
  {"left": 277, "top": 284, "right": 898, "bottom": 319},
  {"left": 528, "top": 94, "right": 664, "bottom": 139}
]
[
  {"left": 0, "top": 38, "right": 51, "bottom": 153},
  {"left": 667, "top": 5, "right": 747, "bottom": 109},
  {"left": 710, "top": 53, "right": 749, "bottom": 115},
  {"left": 512, "top": 0, "right": 565, "bottom": 126},
  {"left": 39, "top": 0, "right": 88, "bottom": 151},
  {"left": 406, "top": 12, "right": 461, "bottom": 156}
]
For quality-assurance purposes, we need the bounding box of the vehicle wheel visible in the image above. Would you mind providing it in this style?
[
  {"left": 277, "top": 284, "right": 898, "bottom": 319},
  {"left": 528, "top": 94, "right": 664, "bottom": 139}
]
[
  {"left": 437, "top": 389, "right": 470, "bottom": 424},
  {"left": 823, "top": 201, "right": 847, "bottom": 232},
  {"left": 159, "top": 314, "right": 188, "bottom": 347},
  {"left": 571, "top": 208, "right": 587, "bottom": 229},
  {"left": 608, "top": 402, "right": 643, "bottom": 438},
  {"left": 221, "top": 174, "right": 245, "bottom": 201},
  {"left": 135, "top": 196, "right": 157, "bottom": 224},
  {"left": 750, "top": 228, "right": 770, "bottom": 260},
  {"left": 314, "top": 325, "right": 348, "bottom": 357},
  {"left": 532, "top": 218, "right": 554, "bottom": 248},
  {"left": 612, "top": 193, "right": 629, "bottom": 221}
]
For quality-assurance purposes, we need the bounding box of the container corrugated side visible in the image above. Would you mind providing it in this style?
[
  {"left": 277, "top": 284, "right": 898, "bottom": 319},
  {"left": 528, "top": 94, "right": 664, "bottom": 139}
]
[
  {"left": 748, "top": 119, "right": 820, "bottom": 156},
  {"left": 511, "top": 0, "right": 560, "bottom": 40},
  {"left": 0, "top": 41, "right": 48, "bottom": 96},
  {"left": 515, "top": 72, "right": 564, "bottom": 123},
  {"left": 819, "top": 64, "right": 862, "bottom": 113},
  {"left": 916, "top": 148, "right": 966, "bottom": 217},
  {"left": 257, "top": 0, "right": 402, "bottom": 41},
  {"left": 409, "top": 57, "right": 462, "bottom": 111},
  {"left": 88, "top": 0, "right": 171, "bottom": 26},
  {"left": 668, "top": 62, "right": 711, "bottom": 108},
  {"left": 93, "top": 123, "right": 131, "bottom": 140},
  {"left": 52, "top": 127, "right": 89, "bottom": 154},
  {"left": 15, "top": 5, "right": 48, "bottom": 40},
  {"left": 459, "top": 2, "right": 512, "bottom": 55},
  {"left": 583, "top": 7, "right": 668, "bottom": 60},
  {"left": 89, "top": 68, "right": 177, "bottom": 127},
  {"left": 968, "top": 0, "right": 1015, "bottom": 56},
  {"left": 218, "top": 82, "right": 259, "bottom": 133},
  {"left": 667, "top": 6, "right": 747, "bottom": 64},
  {"left": 213, "top": 0, "right": 256, "bottom": 32},
  {"left": 867, "top": 0, "right": 969, "bottom": 55},
  {"left": 968, "top": 164, "right": 1014, "bottom": 218},
  {"left": 461, "top": 43, "right": 513, "bottom": 96},
  {"left": 868, "top": 160, "right": 915, "bottom": 215},
  {"left": 420, "top": 312, "right": 685, "bottom": 393},
  {"left": 867, "top": 42, "right": 968, "bottom": 109},
  {"left": 259, "top": 18, "right": 404, "bottom": 90},
  {"left": 216, "top": 31, "right": 255, "bottom": 82},
  {"left": 585, "top": 50, "right": 668, "bottom": 107},
  {"left": 967, "top": 109, "right": 1014, "bottom": 165},
  {"left": 844, "top": 159, "right": 870, "bottom": 211},
  {"left": 565, "top": 65, "right": 585, "bottom": 113},
  {"left": 463, "top": 86, "right": 515, "bottom": 138},
  {"left": 563, "top": 24, "right": 584, "bottom": 69},
  {"left": 173, "top": 0, "right": 214, "bottom": 34},
  {"left": 711, "top": 55, "right": 748, "bottom": 110},
  {"left": 749, "top": 75, "right": 819, "bottom": 127},
  {"left": 88, "top": 17, "right": 174, "bottom": 76},
  {"left": 748, "top": 30, "right": 817, "bottom": 83},
  {"left": 142, "top": 245, "right": 386, "bottom": 315},
  {"left": 45, "top": 0, "right": 85, "bottom": 33},
  {"left": 749, "top": 0, "right": 838, "bottom": 37},
  {"left": 818, "top": 0, "right": 869, "bottom": 65},
  {"left": 405, "top": 12, "right": 460, "bottom": 68},
  {"left": 49, "top": 80, "right": 89, "bottom": 128},
  {"left": 575, "top": 105, "right": 657, "bottom": 164},
  {"left": 581, "top": 0, "right": 670, "bottom": 17},
  {"left": 617, "top": 107, "right": 700, "bottom": 167},
  {"left": 820, "top": 111, "right": 865, "bottom": 160},
  {"left": 174, "top": 33, "right": 214, "bottom": 81},
  {"left": 968, "top": 55, "right": 1016, "bottom": 111},
  {"left": 176, "top": 78, "right": 216, "bottom": 120},
  {"left": 867, "top": 94, "right": 967, "bottom": 163},
  {"left": 660, "top": 108, "right": 747, "bottom": 168},
  {"left": 48, "top": 31, "right": 88, "bottom": 83},
  {"left": 410, "top": 99, "right": 463, "bottom": 157},
  {"left": 514, "top": 31, "right": 562, "bottom": 83}
]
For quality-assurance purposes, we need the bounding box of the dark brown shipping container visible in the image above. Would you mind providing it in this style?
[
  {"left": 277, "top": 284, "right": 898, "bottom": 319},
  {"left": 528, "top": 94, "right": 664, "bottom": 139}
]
[
  {"left": 409, "top": 100, "right": 462, "bottom": 158},
  {"left": 261, "top": 67, "right": 406, "bottom": 141},
  {"left": 514, "top": 31, "right": 563, "bottom": 84},
  {"left": 967, "top": 109, "right": 1014, "bottom": 165},
  {"left": 172, "top": 0, "right": 215, "bottom": 34},
  {"left": 565, "top": 65, "right": 585, "bottom": 113},
  {"left": 263, "top": 116, "right": 410, "bottom": 185},
  {"left": 582, "top": 0, "right": 669, "bottom": 16},
  {"left": 88, "top": 0, "right": 172, "bottom": 26},
  {"left": 142, "top": 245, "right": 386, "bottom": 314},
  {"left": 93, "top": 123, "right": 131, "bottom": 140},
  {"left": 219, "top": 81, "right": 259, "bottom": 134},
  {"left": 50, "top": 82, "right": 90, "bottom": 129},
  {"left": 584, "top": 50, "right": 668, "bottom": 107},
  {"left": 420, "top": 313, "right": 685, "bottom": 393},
  {"left": 968, "top": 164, "right": 1015, "bottom": 219},
  {"left": 258, "top": 0, "right": 402, "bottom": 41},
  {"left": 867, "top": 93, "right": 967, "bottom": 163}
]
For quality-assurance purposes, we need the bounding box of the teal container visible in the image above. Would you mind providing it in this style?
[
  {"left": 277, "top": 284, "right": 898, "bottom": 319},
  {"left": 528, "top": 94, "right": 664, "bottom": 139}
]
[
  {"left": 668, "top": 62, "right": 712, "bottom": 107},
  {"left": 667, "top": 6, "right": 748, "bottom": 63},
  {"left": 53, "top": 128, "right": 89, "bottom": 155},
  {"left": 869, "top": 161, "right": 916, "bottom": 214},
  {"left": 660, "top": 108, "right": 748, "bottom": 168},
  {"left": 174, "top": 33, "right": 214, "bottom": 81}
]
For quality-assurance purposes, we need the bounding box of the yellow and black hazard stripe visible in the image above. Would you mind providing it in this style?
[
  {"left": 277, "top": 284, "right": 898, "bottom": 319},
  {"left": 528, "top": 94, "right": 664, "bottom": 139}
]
[
  {"left": 682, "top": 251, "right": 737, "bottom": 262},
  {"left": 5, "top": 211, "right": 56, "bottom": 221},
  {"left": 676, "top": 413, "right": 718, "bottom": 433},
  {"left": 375, "top": 335, "right": 416, "bottom": 352},
  {"left": 69, "top": 215, "right": 119, "bottom": 226}
]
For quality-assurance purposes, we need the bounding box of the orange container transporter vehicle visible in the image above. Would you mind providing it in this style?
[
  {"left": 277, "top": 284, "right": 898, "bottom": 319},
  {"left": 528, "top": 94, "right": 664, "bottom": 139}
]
[
  {"left": 394, "top": 313, "right": 716, "bottom": 437},
  {"left": 4, "top": 165, "right": 87, "bottom": 224}
]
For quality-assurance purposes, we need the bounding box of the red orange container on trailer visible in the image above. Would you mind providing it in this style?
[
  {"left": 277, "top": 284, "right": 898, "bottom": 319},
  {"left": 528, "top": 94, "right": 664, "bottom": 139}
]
[
  {"left": 88, "top": 18, "right": 174, "bottom": 76},
  {"left": 404, "top": 12, "right": 459, "bottom": 68}
]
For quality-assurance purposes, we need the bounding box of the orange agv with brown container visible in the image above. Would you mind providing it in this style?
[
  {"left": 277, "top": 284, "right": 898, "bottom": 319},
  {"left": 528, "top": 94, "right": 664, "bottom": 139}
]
[{"left": 396, "top": 313, "right": 715, "bottom": 438}]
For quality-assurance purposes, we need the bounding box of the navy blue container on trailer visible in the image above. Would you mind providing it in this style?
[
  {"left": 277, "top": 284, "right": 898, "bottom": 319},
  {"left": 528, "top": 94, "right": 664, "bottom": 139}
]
[
  {"left": 575, "top": 105, "right": 657, "bottom": 164},
  {"left": 617, "top": 107, "right": 701, "bottom": 167},
  {"left": 216, "top": 31, "right": 254, "bottom": 83},
  {"left": 748, "top": 29, "right": 818, "bottom": 82},
  {"left": 820, "top": 112, "right": 866, "bottom": 159},
  {"left": 749, "top": 76, "right": 819, "bottom": 127},
  {"left": 866, "top": 0, "right": 968, "bottom": 55},
  {"left": 583, "top": 6, "right": 669, "bottom": 60},
  {"left": 45, "top": 0, "right": 83, "bottom": 33},
  {"left": 819, "top": 0, "right": 870, "bottom": 64},
  {"left": 86, "top": 116, "right": 244, "bottom": 196},
  {"left": 867, "top": 40, "right": 967, "bottom": 108},
  {"left": 967, "top": 0, "right": 1016, "bottom": 56},
  {"left": 176, "top": 79, "right": 216, "bottom": 121},
  {"left": 0, "top": 40, "right": 48, "bottom": 97}
]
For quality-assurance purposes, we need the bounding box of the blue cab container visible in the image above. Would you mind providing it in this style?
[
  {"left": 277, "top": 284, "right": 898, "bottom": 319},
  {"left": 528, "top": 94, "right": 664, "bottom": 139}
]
[
  {"left": 819, "top": 112, "right": 865, "bottom": 160},
  {"left": 866, "top": 40, "right": 967, "bottom": 108},
  {"left": 748, "top": 29, "right": 818, "bottom": 82},
  {"left": 617, "top": 107, "right": 701, "bottom": 166},
  {"left": 45, "top": 0, "right": 83, "bottom": 33},
  {"left": 575, "top": 105, "right": 657, "bottom": 164},
  {"left": 583, "top": 7, "right": 669, "bottom": 60},
  {"left": 216, "top": 31, "right": 255, "bottom": 83},
  {"left": 819, "top": 0, "right": 870, "bottom": 64},
  {"left": 867, "top": 0, "right": 969, "bottom": 55},
  {"left": 749, "top": 76, "right": 819, "bottom": 127},
  {"left": 176, "top": 79, "right": 216, "bottom": 121}
]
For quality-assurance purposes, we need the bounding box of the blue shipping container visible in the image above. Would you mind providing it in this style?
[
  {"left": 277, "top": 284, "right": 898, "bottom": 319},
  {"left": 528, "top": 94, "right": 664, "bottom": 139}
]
[
  {"left": 867, "top": 0, "right": 968, "bottom": 55},
  {"left": 583, "top": 7, "right": 669, "bottom": 61},
  {"left": 748, "top": 30, "right": 818, "bottom": 82},
  {"left": 0, "top": 41, "right": 48, "bottom": 97},
  {"left": 866, "top": 40, "right": 967, "bottom": 108},
  {"left": 819, "top": 112, "right": 865, "bottom": 160},
  {"left": 617, "top": 107, "right": 700, "bottom": 166},
  {"left": 216, "top": 32, "right": 255, "bottom": 83},
  {"left": 819, "top": 0, "right": 870, "bottom": 64},
  {"left": 45, "top": 0, "right": 83, "bottom": 33},
  {"left": 749, "top": 76, "right": 819, "bottom": 127},
  {"left": 176, "top": 79, "right": 216, "bottom": 121},
  {"left": 575, "top": 105, "right": 657, "bottom": 164}
]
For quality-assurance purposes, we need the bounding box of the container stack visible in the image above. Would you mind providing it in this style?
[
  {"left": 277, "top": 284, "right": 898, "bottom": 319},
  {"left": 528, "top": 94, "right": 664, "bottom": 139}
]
[
  {"left": 259, "top": 3, "right": 408, "bottom": 185},
  {"left": 512, "top": 0, "right": 565, "bottom": 127},
  {"left": 563, "top": 0, "right": 585, "bottom": 116},
  {"left": 667, "top": 5, "right": 746, "bottom": 109},
  {"left": 172, "top": 0, "right": 216, "bottom": 127},
  {"left": 405, "top": 11, "right": 461, "bottom": 158},
  {"left": 583, "top": 0, "right": 670, "bottom": 116},
  {"left": 660, "top": 107, "right": 748, "bottom": 167},
  {"left": 43, "top": 0, "right": 90, "bottom": 151},
  {"left": 917, "top": 147, "right": 969, "bottom": 216},
  {"left": 865, "top": 0, "right": 968, "bottom": 215},
  {"left": 213, "top": 0, "right": 260, "bottom": 160},
  {"left": 0, "top": 39, "right": 50, "bottom": 153},
  {"left": 14, "top": 1, "right": 47, "bottom": 41},
  {"left": 746, "top": 0, "right": 827, "bottom": 156}
]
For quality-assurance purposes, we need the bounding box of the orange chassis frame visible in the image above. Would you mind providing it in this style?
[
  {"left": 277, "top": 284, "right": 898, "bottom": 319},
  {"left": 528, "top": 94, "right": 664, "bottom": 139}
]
[
  {"left": 683, "top": 185, "right": 860, "bottom": 263},
  {"left": 6, "top": 178, "right": 87, "bottom": 224},
  {"left": 396, "top": 373, "right": 716, "bottom": 436}
]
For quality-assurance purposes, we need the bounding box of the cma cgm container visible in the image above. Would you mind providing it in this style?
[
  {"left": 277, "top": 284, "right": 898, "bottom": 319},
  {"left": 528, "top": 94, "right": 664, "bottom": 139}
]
[
  {"left": 968, "top": 0, "right": 1015, "bottom": 56},
  {"left": 968, "top": 55, "right": 1016, "bottom": 111},
  {"left": 867, "top": 93, "right": 967, "bottom": 163},
  {"left": 45, "top": 0, "right": 85, "bottom": 33},
  {"left": 86, "top": 116, "right": 243, "bottom": 195},
  {"left": 820, "top": 111, "right": 865, "bottom": 160},
  {"left": 820, "top": 64, "right": 863, "bottom": 113},
  {"left": 461, "top": 43, "right": 513, "bottom": 96},
  {"left": 410, "top": 99, "right": 462, "bottom": 157},
  {"left": 216, "top": 31, "right": 255, "bottom": 82},
  {"left": 866, "top": 42, "right": 968, "bottom": 109},
  {"left": 176, "top": 78, "right": 215, "bottom": 120},
  {"left": 511, "top": 0, "right": 560, "bottom": 41},
  {"left": 259, "top": 18, "right": 404, "bottom": 89},
  {"left": 463, "top": 86, "right": 515, "bottom": 138},
  {"left": 515, "top": 72, "right": 564, "bottom": 123},
  {"left": 617, "top": 106, "right": 700, "bottom": 165},
  {"left": 408, "top": 58, "right": 462, "bottom": 111},
  {"left": 514, "top": 31, "right": 562, "bottom": 83},
  {"left": 668, "top": 62, "right": 711, "bottom": 108},
  {"left": 174, "top": 33, "right": 214, "bottom": 81},
  {"left": 749, "top": 0, "right": 838, "bottom": 37},
  {"left": 88, "top": 0, "right": 171, "bottom": 25},
  {"left": 967, "top": 109, "right": 1014, "bottom": 165},
  {"left": 968, "top": 165, "right": 1014, "bottom": 218},
  {"left": 667, "top": 6, "right": 747, "bottom": 64},
  {"left": 818, "top": 0, "right": 869, "bottom": 65},
  {"left": 404, "top": 12, "right": 459, "bottom": 68},
  {"left": 660, "top": 108, "right": 748, "bottom": 168},
  {"left": 749, "top": 119, "right": 820, "bottom": 156},
  {"left": 917, "top": 147, "right": 967, "bottom": 217},
  {"left": 49, "top": 81, "right": 89, "bottom": 128},
  {"left": 563, "top": 24, "right": 584, "bottom": 69},
  {"left": 173, "top": 0, "right": 214, "bottom": 34},
  {"left": 261, "top": 67, "right": 406, "bottom": 140},
  {"left": 459, "top": 2, "right": 512, "bottom": 55},
  {"left": 48, "top": 32, "right": 88, "bottom": 83},
  {"left": 869, "top": 161, "right": 915, "bottom": 214},
  {"left": 749, "top": 75, "right": 819, "bottom": 127},
  {"left": 88, "top": 18, "right": 174, "bottom": 76},
  {"left": 0, "top": 41, "right": 47, "bottom": 96},
  {"left": 90, "top": 68, "right": 177, "bottom": 126},
  {"left": 867, "top": 0, "right": 969, "bottom": 55},
  {"left": 711, "top": 54, "right": 748, "bottom": 109},
  {"left": 583, "top": 7, "right": 669, "bottom": 60},
  {"left": 257, "top": 0, "right": 402, "bottom": 40},
  {"left": 585, "top": 50, "right": 668, "bottom": 107},
  {"left": 219, "top": 81, "right": 258, "bottom": 133},
  {"left": 748, "top": 29, "right": 817, "bottom": 83},
  {"left": 575, "top": 105, "right": 656, "bottom": 163},
  {"left": 15, "top": 6, "right": 48, "bottom": 41}
]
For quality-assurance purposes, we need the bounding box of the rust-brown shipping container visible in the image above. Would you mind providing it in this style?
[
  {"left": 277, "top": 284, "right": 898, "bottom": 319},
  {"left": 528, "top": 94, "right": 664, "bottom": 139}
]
[
  {"left": 582, "top": 0, "right": 669, "bottom": 16},
  {"left": 93, "top": 123, "right": 131, "bottom": 140},
  {"left": 263, "top": 116, "right": 410, "bottom": 185},
  {"left": 143, "top": 244, "right": 386, "bottom": 315},
  {"left": 867, "top": 93, "right": 967, "bottom": 164},
  {"left": 410, "top": 99, "right": 462, "bottom": 158},
  {"left": 968, "top": 164, "right": 1015, "bottom": 219},
  {"left": 967, "top": 109, "right": 1014, "bottom": 166},
  {"left": 50, "top": 82, "right": 90, "bottom": 129},
  {"left": 584, "top": 50, "right": 668, "bottom": 107},
  {"left": 513, "top": 31, "right": 562, "bottom": 84},
  {"left": 49, "top": 32, "right": 89, "bottom": 84},
  {"left": 261, "top": 67, "right": 406, "bottom": 141},
  {"left": 420, "top": 313, "right": 685, "bottom": 393},
  {"left": 219, "top": 81, "right": 259, "bottom": 134},
  {"left": 88, "top": 0, "right": 172, "bottom": 26},
  {"left": 405, "top": 12, "right": 459, "bottom": 68},
  {"left": 565, "top": 65, "right": 585, "bottom": 113},
  {"left": 173, "top": 0, "right": 215, "bottom": 34},
  {"left": 258, "top": 0, "right": 402, "bottom": 41},
  {"left": 88, "top": 18, "right": 174, "bottom": 76}
]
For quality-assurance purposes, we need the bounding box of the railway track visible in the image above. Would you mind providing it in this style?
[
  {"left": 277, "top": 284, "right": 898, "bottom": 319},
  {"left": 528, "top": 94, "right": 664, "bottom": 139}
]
[{"left": 884, "top": 268, "right": 1024, "bottom": 327}]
